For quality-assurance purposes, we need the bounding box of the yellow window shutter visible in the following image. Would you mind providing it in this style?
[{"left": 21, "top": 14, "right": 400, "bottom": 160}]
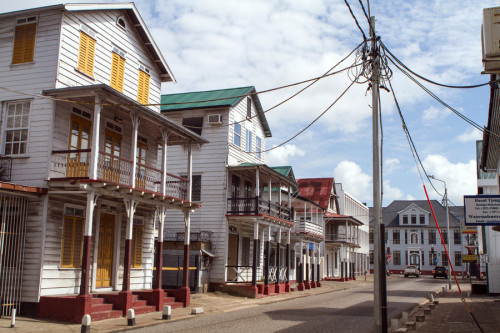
[
  {"left": 110, "top": 52, "right": 125, "bottom": 92},
  {"left": 12, "top": 23, "right": 37, "bottom": 64},
  {"left": 132, "top": 226, "right": 143, "bottom": 268},
  {"left": 73, "top": 218, "right": 84, "bottom": 267},
  {"left": 77, "top": 31, "right": 95, "bottom": 76},
  {"left": 137, "top": 70, "right": 150, "bottom": 104},
  {"left": 61, "top": 218, "right": 73, "bottom": 267}
]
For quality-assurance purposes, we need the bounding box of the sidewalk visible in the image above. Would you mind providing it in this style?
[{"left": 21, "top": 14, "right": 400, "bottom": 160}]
[
  {"left": 407, "top": 281, "right": 500, "bottom": 332},
  {"left": 0, "top": 276, "right": 374, "bottom": 332}
]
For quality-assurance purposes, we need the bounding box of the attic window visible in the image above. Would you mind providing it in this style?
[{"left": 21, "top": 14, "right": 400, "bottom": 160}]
[
  {"left": 246, "top": 97, "right": 252, "bottom": 119},
  {"left": 106, "top": 120, "right": 122, "bottom": 133},
  {"left": 116, "top": 16, "right": 126, "bottom": 30},
  {"left": 17, "top": 16, "right": 37, "bottom": 25},
  {"left": 72, "top": 107, "right": 91, "bottom": 120}
]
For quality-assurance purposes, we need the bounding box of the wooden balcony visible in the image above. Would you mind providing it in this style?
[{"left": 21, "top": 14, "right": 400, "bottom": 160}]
[
  {"left": 227, "top": 197, "right": 291, "bottom": 221},
  {"left": 325, "top": 233, "right": 359, "bottom": 247},
  {"left": 49, "top": 149, "right": 188, "bottom": 200},
  {"left": 293, "top": 220, "right": 324, "bottom": 238}
]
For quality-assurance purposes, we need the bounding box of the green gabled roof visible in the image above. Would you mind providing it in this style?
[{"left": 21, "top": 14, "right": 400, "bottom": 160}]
[
  {"left": 271, "top": 166, "right": 296, "bottom": 182},
  {"left": 161, "top": 86, "right": 254, "bottom": 111},
  {"left": 161, "top": 86, "right": 272, "bottom": 137}
]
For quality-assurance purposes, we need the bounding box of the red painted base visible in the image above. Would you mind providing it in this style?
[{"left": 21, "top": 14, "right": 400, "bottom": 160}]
[
  {"left": 297, "top": 283, "right": 305, "bottom": 291},
  {"left": 310, "top": 281, "right": 317, "bottom": 288},
  {"left": 304, "top": 281, "right": 311, "bottom": 289},
  {"left": 285, "top": 283, "right": 291, "bottom": 292},
  {"left": 317, "top": 281, "right": 322, "bottom": 287},
  {"left": 264, "top": 284, "right": 271, "bottom": 295},
  {"left": 179, "top": 286, "right": 191, "bottom": 307}
]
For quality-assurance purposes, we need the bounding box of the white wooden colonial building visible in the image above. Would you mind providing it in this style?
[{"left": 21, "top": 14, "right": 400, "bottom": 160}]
[
  {"left": 162, "top": 87, "right": 324, "bottom": 297},
  {"left": 0, "top": 3, "right": 207, "bottom": 322}
]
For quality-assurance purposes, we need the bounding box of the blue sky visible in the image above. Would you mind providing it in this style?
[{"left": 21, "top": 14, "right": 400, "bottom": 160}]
[{"left": 5, "top": 0, "right": 497, "bottom": 206}]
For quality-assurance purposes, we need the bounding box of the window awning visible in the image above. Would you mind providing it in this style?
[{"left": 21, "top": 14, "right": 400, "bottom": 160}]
[{"left": 201, "top": 249, "right": 216, "bottom": 258}]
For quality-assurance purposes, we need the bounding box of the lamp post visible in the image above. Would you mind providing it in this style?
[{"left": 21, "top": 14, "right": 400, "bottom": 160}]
[{"left": 429, "top": 175, "right": 452, "bottom": 290}]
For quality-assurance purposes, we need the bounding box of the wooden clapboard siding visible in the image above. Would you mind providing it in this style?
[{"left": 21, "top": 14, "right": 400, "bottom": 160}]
[
  {"left": 57, "top": 10, "right": 162, "bottom": 111},
  {"left": 227, "top": 98, "right": 267, "bottom": 166},
  {"left": 0, "top": 10, "right": 61, "bottom": 188}
]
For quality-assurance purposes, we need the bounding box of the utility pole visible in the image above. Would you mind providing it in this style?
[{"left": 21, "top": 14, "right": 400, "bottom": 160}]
[
  {"left": 444, "top": 187, "right": 452, "bottom": 290},
  {"left": 370, "top": 16, "right": 388, "bottom": 333}
]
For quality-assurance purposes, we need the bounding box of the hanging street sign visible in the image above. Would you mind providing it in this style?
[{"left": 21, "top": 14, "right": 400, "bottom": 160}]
[
  {"left": 464, "top": 195, "right": 500, "bottom": 226},
  {"left": 462, "top": 254, "right": 477, "bottom": 262}
]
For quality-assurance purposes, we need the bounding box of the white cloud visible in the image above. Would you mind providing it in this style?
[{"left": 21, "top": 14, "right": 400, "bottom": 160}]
[
  {"left": 382, "top": 180, "right": 406, "bottom": 202},
  {"left": 422, "top": 106, "right": 447, "bottom": 121},
  {"left": 422, "top": 154, "right": 476, "bottom": 204},
  {"left": 265, "top": 144, "right": 305, "bottom": 166},
  {"left": 385, "top": 158, "right": 400, "bottom": 174},
  {"left": 457, "top": 128, "right": 483, "bottom": 142},
  {"left": 334, "top": 161, "right": 371, "bottom": 203}
]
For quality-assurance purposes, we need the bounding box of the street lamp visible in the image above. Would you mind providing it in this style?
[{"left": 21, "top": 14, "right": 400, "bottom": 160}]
[{"left": 428, "top": 175, "right": 452, "bottom": 290}]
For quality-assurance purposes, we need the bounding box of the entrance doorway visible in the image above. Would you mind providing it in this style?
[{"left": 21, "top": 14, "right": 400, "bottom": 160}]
[{"left": 96, "top": 213, "right": 115, "bottom": 288}]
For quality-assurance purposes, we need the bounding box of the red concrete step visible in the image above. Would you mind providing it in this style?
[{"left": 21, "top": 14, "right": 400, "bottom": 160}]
[
  {"left": 163, "top": 298, "right": 183, "bottom": 309},
  {"left": 132, "top": 305, "right": 156, "bottom": 315},
  {"left": 91, "top": 303, "right": 114, "bottom": 312},
  {"left": 163, "top": 296, "right": 176, "bottom": 303},
  {"left": 132, "top": 299, "right": 148, "bottom": 307},
  {"left": 91, "top": 309, "right": 122, "bottom": 321},
  {"left": 91, "top": 297, "right": 105, "bottom": 305}
]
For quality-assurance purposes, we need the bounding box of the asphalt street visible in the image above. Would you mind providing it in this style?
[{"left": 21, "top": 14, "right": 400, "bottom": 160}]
[{"left": 132, "top": 276, "right": 447, "bottom": 333}]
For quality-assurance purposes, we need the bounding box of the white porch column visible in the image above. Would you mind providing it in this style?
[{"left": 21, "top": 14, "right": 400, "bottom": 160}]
[
  {"left": 160, "top": 129, "right": 169, "bottom": 196},
  {"left": 268, "top": 175, "right": 272, "bottom": 202},
  {"left": 130, "top": 114, "right": 140, "bottom": 187},
  {"left": 186, "top": 144, "right": 193, "bottom": 201},
  {"left": 252, "top": 222, "right": 259, "bottom": 285},
  {"left": 255, "top": 167, "right": 260, "bottom": 197},
  {"left": 123, "top": 198, "right": 138, "bottom": 291},
  {"left": 89, "top": 95, "right": 102, "bottom": 179}
]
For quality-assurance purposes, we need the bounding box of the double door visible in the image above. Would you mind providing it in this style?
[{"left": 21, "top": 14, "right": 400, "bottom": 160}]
[{"left": 96, "top": 213, "right": 115, "bottom": 288}]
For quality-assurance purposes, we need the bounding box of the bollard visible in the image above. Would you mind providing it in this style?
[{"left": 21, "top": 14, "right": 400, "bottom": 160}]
[
  {"left": 162, "top": 305, "right": 171, "bottom": 320},
  {"left": 402, "top": 311, "right": 408, "bottom": 323},
  {"left": 428, "top": 293, "right": 434, "bottom": 302},
  {"left": 467, "top": 290, "right": 470, "bottom": 298},
  {"left": 10, "top": 309, "right": 16, "bottom": 328},
  {"left": 442, "top": 286, "right": 446, "bottom": 293},
  {"left": 127, "top": 309, "right": 135, "bottom": 326},
  {"left": 191, "top": 307, "right": 204, "bottom": 315},
  {"left": 81, "top": 314, "right": 91, "bottom": 333},
  {"left": 391, "top": 318, "right": 399, "bottom": 330}
]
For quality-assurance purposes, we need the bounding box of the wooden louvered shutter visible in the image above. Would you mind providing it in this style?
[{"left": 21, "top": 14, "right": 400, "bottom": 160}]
[
  {"left": 61, "top": 217, "right": 74, "bottom": 267},
  {"left": 132, "top": 226, "right": 143, "bottom": 268},
  {"left": 77, "top": 31, "right": 95, "bottom": 76},
  {"left": 137, "top": 70, "right": 150, "bottom": 104},
  {"left": 12, "top": 23, "right": 36, "bottom": 64},
  {"left": 110, "top": 52, "right": 125, "bottom": 92},
  {"left": 72, "top": 218, "right": 84, "bottom": 267}
]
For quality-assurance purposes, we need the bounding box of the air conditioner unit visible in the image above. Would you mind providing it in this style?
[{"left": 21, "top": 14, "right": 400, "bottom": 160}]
[
  {"left": 207, "top": 114, "right": 222, "bottom": 125},
  {"left": 482, "top": 7, "right": 500, "bottom": 73}
]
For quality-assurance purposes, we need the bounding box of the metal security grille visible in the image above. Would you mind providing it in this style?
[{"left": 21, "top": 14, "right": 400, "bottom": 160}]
[{"left": 0, "top": 194, "right": 28, "bottom": 316}]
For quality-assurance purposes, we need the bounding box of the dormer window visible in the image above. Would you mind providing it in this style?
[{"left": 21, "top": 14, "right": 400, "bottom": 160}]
[{"left": 402, "top": 216, "right": 408, "bottom": 224}]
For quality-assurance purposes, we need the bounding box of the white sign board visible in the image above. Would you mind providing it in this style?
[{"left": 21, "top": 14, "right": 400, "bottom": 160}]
[{"left": 464, "top": 195, "right": 500, "bottom": 226}]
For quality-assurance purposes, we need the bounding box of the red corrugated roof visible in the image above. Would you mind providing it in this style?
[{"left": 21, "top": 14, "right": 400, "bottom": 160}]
[
  {"left": 296, "top": 178, "right": 334, "bottom": 209},
  {"left": 324, "top": 212, "right": 348, "bottom": 218}
]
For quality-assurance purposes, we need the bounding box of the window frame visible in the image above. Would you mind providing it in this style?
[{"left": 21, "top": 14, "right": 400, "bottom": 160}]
[
  {"left": 110, "top": 47, "right": 126, "bottom": 92},
  {"left": 3, "top": 100, "right": 31, "bottom": 156},
  {"left": 137, "top": 65, "right": 151, "bottom": 105},
  {"left": 256, "top": 136, "right": 262, "bottom": 159},
  {"left": 245, "top": 128, "right": 252, "bottom": 153},
  {"left": 233, "top": 123, "right": 241, "bottom": 147},
  {"left": 77, "top": 25, "right": 97, "bottom": 77},
  {"left": 131, "top": 217, "right": 144, "bottom": 269},
  {"left": 12, "top": 16, "right": 38, "bottom": 65},
  {"left": 246, "top": 97, "right": 252, "bottom": 119},
  {"left": 60, "top": 204, "right": 85, "bottom": 269}
]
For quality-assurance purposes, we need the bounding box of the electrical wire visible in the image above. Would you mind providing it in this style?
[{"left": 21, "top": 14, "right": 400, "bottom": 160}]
[
  {"left": 344, "top": 0, "right": 367, "bottom": 41},
  {"left": 381, "top": 41, "right": 494, "bottom": 89},
  {"left": 384, "top": 54, "right": 500, "bottom": 143},
  {"left": 260, "top": 73, "right": 361, "bottom": 153}
]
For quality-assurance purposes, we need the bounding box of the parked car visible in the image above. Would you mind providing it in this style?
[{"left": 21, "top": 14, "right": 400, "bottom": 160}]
[
  {"left": 433, "top": 266, "right": 448, "bottom": 279},
  {"left": 404, "top": 265, "right": 420, "bottom": 278}
]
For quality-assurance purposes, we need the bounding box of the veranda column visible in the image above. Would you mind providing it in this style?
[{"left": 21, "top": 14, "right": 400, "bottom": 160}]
[
  {"left": 255, "top": 167, "right": 260, "bottom": 213},
  {"left": 311, "top": 242, "right": 316, "bottom": 288},
  {"left": 297, "top": 241, "right": 304, "bottom": 291},
  {"left": 130, "top": 114, "right": 140, "bottom": 187},
  {"left": 252, "top": 222, "right": 259, "bottom": 287},
  {"left": 153, "top": 206, "right": 166, "bottom": 310},
  {"left": 305, "top": 242, "right": 310, "bottom": 289},
  {"left": 89, "top": 95, "right": 101, "bottom": 180},
  {"left": 181, "top": 143, "right": 193, "bottom": 307},
  {"left": 285, "top": 229, "right": 291, "bottom": 292},
  {"left": 123, "top": 198, "right": 138, "bottom": 292},
  {"left": 264, "top": 225, "right": 271, "bottom": 295},
  {"left": 275, "top": 226, "right": 281, "bottom": 293},
  {"left": 79, "top": 190, "right": 97, "bottom": 296},
  {"left": 317, "top": 242, "right": 321, "bottom": 287}
]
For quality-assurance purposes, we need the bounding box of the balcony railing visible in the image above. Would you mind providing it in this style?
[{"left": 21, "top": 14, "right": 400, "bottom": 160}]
[
  {"left": 325, "top": 233, "right": 358, "bottom": 245},
  {"left": 0, "top": 155, "right": 13, "bottom": 182},
  {"left": 50, "top": 150, "right": 188, "bottom": 200},
  {"left": 227, "top": 197, "right": 291, "bottom": 221},
  {"left": 293, "top": 220, "right": 324, "bottom": 237}
]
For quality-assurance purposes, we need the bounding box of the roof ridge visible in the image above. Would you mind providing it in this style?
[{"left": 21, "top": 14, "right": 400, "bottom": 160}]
[{"left": 162, "top": 86, "right": 254, "bottom": 97}]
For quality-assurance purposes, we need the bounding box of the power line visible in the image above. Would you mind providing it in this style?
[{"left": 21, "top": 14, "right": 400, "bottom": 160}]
[
  {"left": 261, "top": 73, "right": 361, "bottom": 153},
  {"left": 381, "top": 41, "right": 494, "bottom": 89},
  {"left": 344, "top": 0, "right": 367, "bottom": 41}
]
